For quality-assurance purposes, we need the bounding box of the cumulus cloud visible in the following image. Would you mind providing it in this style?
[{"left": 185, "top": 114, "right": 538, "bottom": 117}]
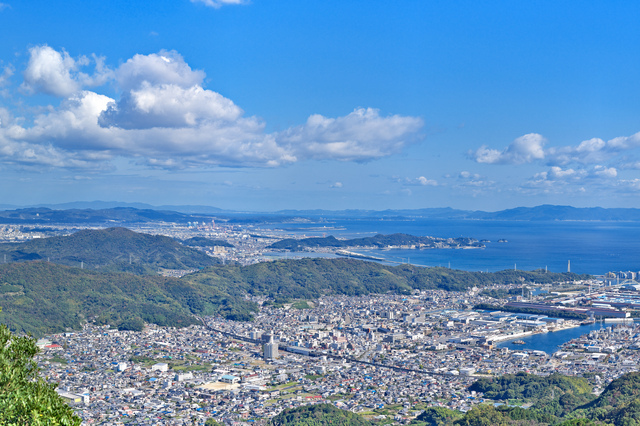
[
  {"left": 21, "top": 46, "right": 81, "bottom": 97},
  {"left": 21, "top": 46, "right": 113, "bottom": 97},
  {"left": 278, "top": 108, "right": 423, "bottom": 162},
  {"left": 330, "top": 182, "right": 343, "bottom": 188},
  {"left": 402, "top": 176, "right": 437, "bottom": 186},
  {"left": 3, "top": 47, "right": 424, "bottom": 170},
  {"left": 592, "top": 165, "right": 617, "bottom": 178},
  {"left": 473, "top": 133, "right": 546, "bottom": 165},
  {"left": 99, "top": 83, "right": 243, "bottom": 129},
  {"left": 456, "top": 171, "right": 494, "bottom": 188},
  {"left": 115, "top": 51, "right": 204, "bottom": 92},
  {"left": 525, "top": 165, "right": 618, "bottom": 195},
  {"left": 474, "top": 131, "right": 640, "bottom": 169},
  {"left": 190, "top": 0, "right": 247, "bottom": 8}
]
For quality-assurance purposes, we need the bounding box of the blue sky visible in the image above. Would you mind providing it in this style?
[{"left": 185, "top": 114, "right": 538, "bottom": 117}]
[{"left": 0, "top": 0, "right": 639, "bottom": 211}]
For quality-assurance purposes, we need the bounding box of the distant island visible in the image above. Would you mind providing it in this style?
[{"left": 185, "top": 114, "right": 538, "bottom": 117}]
[{"left": 267, "top": 233, "right": 484, "bottom": 251}]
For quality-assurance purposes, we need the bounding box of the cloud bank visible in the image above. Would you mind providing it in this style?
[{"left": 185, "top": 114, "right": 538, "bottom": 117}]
[{"left": 1, "top": 46, "right": 424, "bottom": 170}]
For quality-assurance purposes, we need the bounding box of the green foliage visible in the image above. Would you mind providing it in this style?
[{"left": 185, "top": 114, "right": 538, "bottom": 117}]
[
  {"left": 453, "top": 404, "right": 557, "bottom": 426},
  {"left": 0, "top": 324, "right": 81, "bottom": 425},
  {"left": 456, "top": 372, "right": 640, "bottom": 425},
  {"left": 187, "top": 258, "right": 584, "bottom": 303},
  {"left": 117, "top": 316, "right": 145, "bottom": 331},
  {"left": 182, "top": 237, "right": 233, "bottom": 248},
  {"left": 0, "top": 227, "right": 221, "bottom": 274},
  {"left": 574, "top": 372, "right": 640, "bottom": 424},
  {"left": 415, "top": 407, "right": 464, "bottom": 425},
  {"left": 469, "top": 372, "right": 593, "bottom": 402},
  {"left": 292, "top": 301, "right": 312, "bottom": 309},
  {"left": 0, "top": 254, "right": 590, "bottom": 338},
  {"left": 0, "top": 261, "right": 256, "bottom": 337},
  {"left": 269, "top": 403, "right": 372, "bottom": 425}
]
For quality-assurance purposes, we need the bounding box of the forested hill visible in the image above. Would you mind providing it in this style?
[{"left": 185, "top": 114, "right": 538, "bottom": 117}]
[
  {"left": 0, "top": 227, "right": 221, "bottom": 273},
  {"left": 0, "top": 261, "right": 255, "bottom": 337},
  {"left": 185, "top": 258, "right": 589, "bottom": 299},
  {"left": 269, "top": 404, "right": 371, "bottom": 425},
  {"left": 267, "top": 233, "right": 483, "bottom": 250},
  {"left": 444, "top": 371, "right": 640, "bottom": 425},
  {"left": 0, "top": 258, "right": 588, "bottom": 337}
]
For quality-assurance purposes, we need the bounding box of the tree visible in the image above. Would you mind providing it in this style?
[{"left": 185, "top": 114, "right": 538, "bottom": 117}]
[{"left": 0, "top": 322, "right": 81, "bottom": 425}]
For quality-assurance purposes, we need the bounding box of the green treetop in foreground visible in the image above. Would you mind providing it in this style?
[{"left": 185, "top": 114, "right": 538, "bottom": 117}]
[{"left": 0, "top": 321, "right": 80, "bottom": 425}]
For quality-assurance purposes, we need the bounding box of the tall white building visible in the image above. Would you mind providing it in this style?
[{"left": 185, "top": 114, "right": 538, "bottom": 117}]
[{"left": 264, "top": 334, "right": 279, "bottom": 360}]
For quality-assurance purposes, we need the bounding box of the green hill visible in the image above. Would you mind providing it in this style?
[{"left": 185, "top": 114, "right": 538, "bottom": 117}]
[
  {"left": 468, "top": 372, "right": 595, "bottom": 418},
  {"left": 269, "top": 404, "right": 372, "bottom": 426},
  {"left": 424, "top": 372, "right": 640, "bottom": 425},
  {"left": 0, "top": 261, "right": 255, "bottom": 337},
  {"left": 185, "top": 258, "right": 588, "bottom": 299},
  {"left": 0, "top": 227, "right": 221, "bottom": 274},
  {"left": 573, "top": 371, "right": 640, "bottom": 424},
  {"left": 181, "top": 236, "right": 234, "bottom": 248},
  {"left": 0, "top": 256, "right": 589, "bottom": 338}
]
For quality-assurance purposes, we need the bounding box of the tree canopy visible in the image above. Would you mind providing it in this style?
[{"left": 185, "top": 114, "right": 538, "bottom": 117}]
[{"left": 0, "top": 322, "right": 81, "bottom": 425}]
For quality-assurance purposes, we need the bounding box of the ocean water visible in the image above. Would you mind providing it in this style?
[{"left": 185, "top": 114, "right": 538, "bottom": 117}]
[{"left": 258, "top": 218, "right": 640, "bottom": 275}]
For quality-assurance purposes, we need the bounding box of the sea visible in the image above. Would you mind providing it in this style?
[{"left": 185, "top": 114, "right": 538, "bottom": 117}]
[{"left": 258, "top": 218, "right": 640, "bottom": 275}]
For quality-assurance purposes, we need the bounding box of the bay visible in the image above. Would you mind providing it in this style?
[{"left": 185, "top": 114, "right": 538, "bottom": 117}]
[
  {"left": 258, "top": 218, "right": 640, "bottom": 274},
  {"left": 495, "top": 322, "right": 610, "bottom": 354}
]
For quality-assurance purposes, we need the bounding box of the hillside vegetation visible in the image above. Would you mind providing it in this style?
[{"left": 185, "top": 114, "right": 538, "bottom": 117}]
[
  {"left": 269, "top": 404, "right": 372, "bottom": 426},
  {"left": 412, "top": 372, "right": 640, "bottom": 425},
  {"left": 0, "top": 262, "right": 255, "bottom": 337},
  {"left": 0, "top": 256, "right": 588, "bottom": 337},
  {"left": 186, "top": 259, "right": 588, "bottom": 299},
  {"left": 0, "top": 227, "right": 220, "bottom": 274}
]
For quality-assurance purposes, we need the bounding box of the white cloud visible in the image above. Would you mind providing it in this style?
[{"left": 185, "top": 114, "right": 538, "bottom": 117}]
[
  {"left": 473, "top": 133, "right": 546, "bottom": 165},
  {"left": 278, "top": 108, "right": 423, "bottom": 162},
  {"left": 402, "top": 176, "right": 437, "bottom": 186},
  {"left": 474, "top": 131, "right": 640, "bottom": 169},
  {"left": 115, "top": 50, "right": 204, "bottom": 92},
  {"left": 21, "top": 46, "right": 113, "bottom": 98},
  {"left": 532, "top": 166, "right": 585, "bottom": 182},
  {"left": 454, "top": 171, "right": 494, "bottom": 193},
  {"left": 330, "top": 182, "right": 343, "bottom": 188},
  {"left": 99, "top": 82, "right": 243, "bottom": 129},
  {"left": 190, "top": 0, "right": 247, "bottom": 8},
  {"left": 0, "top": 3, "right": 9, "bottom": 11},
  {"left": 22, "top": 46, "right": 80, "bottom": 97},
  {"left": 592, "top": 165, "right": 617, "bottom": 178},
  {"left": 0, "top": 65, "right": 13, "bottom": 91},
  {"left": 3, "top": 48, "right": 424, "bottom": 170}
]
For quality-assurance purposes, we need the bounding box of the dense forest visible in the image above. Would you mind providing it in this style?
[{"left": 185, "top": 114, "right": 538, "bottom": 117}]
[
  {"left": 181, "top": 236, "right": 234, "bottom": 248},
  {"left": 187, "top": 259, "right": 588, "bottom": 299},
  {"left": 269, "top": 404, "right": 372, "bottom": 426},
  {"left": 410, "top": 372, "right": 640, "bottom": 425},
  {"left": 0, "top": 262, "right": 255, "bottom": 337},
  {"left": 0, "top": 227, "right": 221, "bottom": 273}
]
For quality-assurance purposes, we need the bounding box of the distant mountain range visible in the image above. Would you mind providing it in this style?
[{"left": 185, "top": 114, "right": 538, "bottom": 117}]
[{"left": 2, "top": 203, "right": 640, "bottom": 222}]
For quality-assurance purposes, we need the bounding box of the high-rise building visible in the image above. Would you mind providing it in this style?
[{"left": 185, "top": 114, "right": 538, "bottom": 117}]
[{"left": 264, "top": 334, "right": 278, "bottom": 360}]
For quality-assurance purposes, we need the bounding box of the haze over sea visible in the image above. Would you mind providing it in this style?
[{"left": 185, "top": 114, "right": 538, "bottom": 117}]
[{"left": 261, "top": 218, "right": 640, "bottom": 275}]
